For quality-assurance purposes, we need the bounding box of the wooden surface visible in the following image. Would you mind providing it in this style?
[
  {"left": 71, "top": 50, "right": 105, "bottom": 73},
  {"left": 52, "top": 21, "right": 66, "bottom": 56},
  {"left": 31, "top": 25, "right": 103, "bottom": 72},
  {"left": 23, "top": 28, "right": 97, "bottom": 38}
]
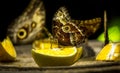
[{"left": 0, "top": 40, "right": 120, "bottom": 73}]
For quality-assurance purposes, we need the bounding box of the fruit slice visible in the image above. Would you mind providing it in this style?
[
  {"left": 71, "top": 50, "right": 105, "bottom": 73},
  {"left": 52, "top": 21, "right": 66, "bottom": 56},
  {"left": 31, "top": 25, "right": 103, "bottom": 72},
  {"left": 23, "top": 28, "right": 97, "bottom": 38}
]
[
  {"left": 96, "top": 43, "right": 120, "bottom": 61},
  {"left": 32, "top": 40, "right": 83, "bottom": 66},
  {"left": 0, "top": 36, "right": 17, "bottom": 61},
  {"left": 32, "top": 39, "right": 58, "bottom": 49}
]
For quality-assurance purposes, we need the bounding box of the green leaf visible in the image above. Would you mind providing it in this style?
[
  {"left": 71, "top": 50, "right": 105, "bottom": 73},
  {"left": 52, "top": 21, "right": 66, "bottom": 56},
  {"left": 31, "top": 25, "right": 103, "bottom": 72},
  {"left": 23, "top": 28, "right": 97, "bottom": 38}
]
[{"left": 97, "top": 18, "right": 120, "bottom": 42}]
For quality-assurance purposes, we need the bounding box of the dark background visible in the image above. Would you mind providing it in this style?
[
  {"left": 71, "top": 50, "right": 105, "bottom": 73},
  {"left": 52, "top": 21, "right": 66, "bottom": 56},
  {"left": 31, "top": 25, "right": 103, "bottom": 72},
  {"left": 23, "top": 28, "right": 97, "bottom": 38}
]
[{"left": 0, "top": 0, "right": 119, "bottom": 41}]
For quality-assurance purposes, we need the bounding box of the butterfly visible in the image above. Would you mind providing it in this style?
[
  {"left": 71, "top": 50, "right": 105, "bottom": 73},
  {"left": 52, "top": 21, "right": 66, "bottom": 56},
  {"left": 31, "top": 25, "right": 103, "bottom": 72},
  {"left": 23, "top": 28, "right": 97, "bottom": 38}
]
[
  {"left": 7, "top": 0, "right": 48, "bottom": 44},
  {"left": 52, "top": 6, "right": 102, "bottom": 46}
]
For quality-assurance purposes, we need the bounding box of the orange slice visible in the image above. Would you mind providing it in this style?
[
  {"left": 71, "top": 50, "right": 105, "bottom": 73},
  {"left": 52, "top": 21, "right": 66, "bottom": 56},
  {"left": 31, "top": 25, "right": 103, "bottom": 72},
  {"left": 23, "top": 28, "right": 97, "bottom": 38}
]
[
  {"left": 96, "top": 42, "right": 120, "bottom": 61},
  {"left": 0, "top": 36, "right": 17, "bottom": 61}
]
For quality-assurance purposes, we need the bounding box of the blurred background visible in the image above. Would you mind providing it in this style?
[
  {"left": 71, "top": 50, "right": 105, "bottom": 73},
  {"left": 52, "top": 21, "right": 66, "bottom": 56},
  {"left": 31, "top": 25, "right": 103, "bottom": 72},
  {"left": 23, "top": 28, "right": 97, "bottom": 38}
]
[{"left": 0, "top": 0, "right": 119, "bottom": 41}]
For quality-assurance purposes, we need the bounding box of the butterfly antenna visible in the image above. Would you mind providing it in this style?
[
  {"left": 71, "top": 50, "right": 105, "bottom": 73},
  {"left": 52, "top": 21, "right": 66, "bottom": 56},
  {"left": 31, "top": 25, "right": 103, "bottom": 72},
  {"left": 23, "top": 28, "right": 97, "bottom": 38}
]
[
  {"left": 104, "top": 10, "right": 109, "bottom": 46},
  {"left": 43, "top": 27, "right": 53, "bottom": 38}
]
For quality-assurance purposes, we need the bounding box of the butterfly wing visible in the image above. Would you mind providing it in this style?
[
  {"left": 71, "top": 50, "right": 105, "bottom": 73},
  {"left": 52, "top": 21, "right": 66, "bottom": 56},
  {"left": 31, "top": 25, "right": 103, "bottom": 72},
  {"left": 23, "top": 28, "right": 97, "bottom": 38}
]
[
  {"left": 7, "top": 0, "right": 46, "bottom": 44},
  {"left": 71, "top": 17, "right": 101, "bottom": 38},
  {"left": 52, "top": 7, "right": 85, "bottom": 46}
]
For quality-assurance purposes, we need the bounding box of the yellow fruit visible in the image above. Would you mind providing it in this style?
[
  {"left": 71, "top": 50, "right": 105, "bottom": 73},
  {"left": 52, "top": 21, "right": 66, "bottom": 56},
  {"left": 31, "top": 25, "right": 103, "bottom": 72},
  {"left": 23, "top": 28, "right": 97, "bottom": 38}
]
[
  {"left": 33, "top": 39, "right": 58, "bottom": 49},
  {"left": 96, "top": 42, "right": 120, "bottom": 61},
  {"left": 0, "top": 36, "right": 17, "bottom": 61},
  {"left": 32, "top": 40, "right": 83, "bottom": 66}
]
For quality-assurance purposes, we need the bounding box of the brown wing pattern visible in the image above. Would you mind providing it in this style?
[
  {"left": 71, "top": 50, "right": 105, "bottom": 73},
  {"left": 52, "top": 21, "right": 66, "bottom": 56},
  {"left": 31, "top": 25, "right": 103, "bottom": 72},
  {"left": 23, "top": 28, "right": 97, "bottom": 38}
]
[
  {"left": 7, "top": 0, "right": 46, "bottom": 44},
  {"left": 71, "top": 18, "right": 101, "bottom": 37}
]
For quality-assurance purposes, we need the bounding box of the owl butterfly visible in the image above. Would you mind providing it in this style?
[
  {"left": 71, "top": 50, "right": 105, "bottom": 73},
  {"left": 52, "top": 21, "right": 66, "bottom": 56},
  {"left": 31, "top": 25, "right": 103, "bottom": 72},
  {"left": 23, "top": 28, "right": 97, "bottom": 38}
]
[
  {"left": 52, "top": 6, "right": 101, "bottom": 46},
  {"left": 7, "top": 0, "right": 47, "bottom": 44}
]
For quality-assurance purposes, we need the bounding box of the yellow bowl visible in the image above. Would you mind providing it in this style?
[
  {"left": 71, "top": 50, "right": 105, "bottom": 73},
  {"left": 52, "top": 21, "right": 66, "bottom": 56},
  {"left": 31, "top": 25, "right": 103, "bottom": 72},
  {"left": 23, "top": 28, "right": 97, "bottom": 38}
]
[{"left": 31, "top": 39, "right": 83, "bottom": 66}]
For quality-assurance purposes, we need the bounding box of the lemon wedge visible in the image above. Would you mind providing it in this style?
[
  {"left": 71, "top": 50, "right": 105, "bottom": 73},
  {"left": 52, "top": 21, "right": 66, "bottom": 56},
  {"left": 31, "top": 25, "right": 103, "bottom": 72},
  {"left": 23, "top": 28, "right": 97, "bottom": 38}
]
[
  {"left": 31, "top": 40, "right": 83, "bottom": 66},
  {"left": 96, "top": 43, "right": 120, "bottom": 61},
  {"left": 0, "top": 36, "right": 17, "bottom": 61}
]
